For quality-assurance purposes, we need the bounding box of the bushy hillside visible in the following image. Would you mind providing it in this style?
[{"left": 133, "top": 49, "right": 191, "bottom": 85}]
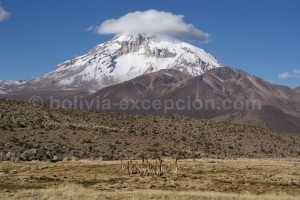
[{"left": 1, "top": 99, "right": 300, "bottom": 161}]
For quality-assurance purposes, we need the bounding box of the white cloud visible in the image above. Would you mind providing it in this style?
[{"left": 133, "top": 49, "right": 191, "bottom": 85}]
[
  {"left": 0, "top": 5, "right": 10, "bottom": 22},
  {"left": 86, "top": 25, "right": 95, "bottom": 32},
  {"left": 278, "top": 69, "right": 300, "bottom": 80},
  {"left": 293, "top": 69, "right": 300, "bottom": 74},
  {"left": 96, "top": 10, "right": 209, "bottom": 42},
  {"left": 278, "top": 72, "right": 290, "bottom": 80}
]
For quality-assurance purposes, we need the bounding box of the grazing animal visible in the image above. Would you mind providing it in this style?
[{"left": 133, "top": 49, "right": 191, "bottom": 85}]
[{"left": 121, "top": 158, "right": 179, "bottom": 176}]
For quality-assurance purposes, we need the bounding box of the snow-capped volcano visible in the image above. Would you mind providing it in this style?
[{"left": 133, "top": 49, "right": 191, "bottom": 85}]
[{"left": 28, "top": 33, "right": 221, "bottom": 92}]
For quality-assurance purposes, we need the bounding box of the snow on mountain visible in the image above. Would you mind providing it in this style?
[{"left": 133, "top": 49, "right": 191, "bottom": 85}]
[
  {"left": 0, "top": 80, "right": 26, "bottom": 94},
  {"left": 0, "top": 80, "right": 26, "bottom": 86},
  {"left": 30, "top": 33, "right": 221, "bottom": 92}
]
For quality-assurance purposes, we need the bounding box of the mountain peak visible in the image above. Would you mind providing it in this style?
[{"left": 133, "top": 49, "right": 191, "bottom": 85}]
[
  {"left": 111, "top": 33, "right": 180, "bottom": 43},
  {"left": 112, "top": 33, "right": 154, "bottom": 42},
  {"left": 26, "top": 34, "right": 222, "bottom": 92}
]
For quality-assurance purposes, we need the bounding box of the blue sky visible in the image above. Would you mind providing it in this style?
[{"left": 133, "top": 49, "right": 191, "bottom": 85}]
[{"left": 0, "top": 0, "right": 299, "bottom": 87}]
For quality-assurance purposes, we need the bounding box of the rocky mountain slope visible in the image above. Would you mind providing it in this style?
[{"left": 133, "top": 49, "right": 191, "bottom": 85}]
[
  {"left": 90, "top": 67, "right": 300, "bottom": 133},
  {"left": 88, "top": 69, "right": 192, "bottom": 104},
  {"left": 1, "top": 99, "right": 300, "bottom": 161},
  {"left": 1, "top": 34, "right": 299, "bottom": 134}
]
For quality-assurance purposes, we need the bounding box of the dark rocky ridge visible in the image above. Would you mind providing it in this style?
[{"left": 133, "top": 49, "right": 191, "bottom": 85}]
[{"left": 90, "top": 67, "right": 300, "bottom": 134}]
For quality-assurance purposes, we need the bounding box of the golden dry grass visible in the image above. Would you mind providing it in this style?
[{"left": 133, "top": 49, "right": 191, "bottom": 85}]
[
  {"left": 0, "top": 158, "right": 300, "bottom": 199},
  {"left": 1, "top": 184, "right": 299, "bottom": 200}
]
